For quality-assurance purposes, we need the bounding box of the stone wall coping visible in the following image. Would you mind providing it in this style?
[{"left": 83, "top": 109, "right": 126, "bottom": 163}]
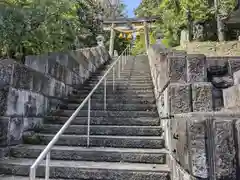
[
  {"left": 0, "top": 58, "right": 16, "bottom": 65},
  {"left": 0, "top": 116, "right": 10, "bottom": 120},
  {"left": 167, "top": 55, "right": 186, "bottom": 58},
  {"left": 0, "top": 116, "right": 44, "bottom": 120},
  {"left": 1, "top": 58, "right": 43, "bottom": 75},
  {"left": 186, "top": 54, "right": 206, "bottom": 57},
  {"left": 173, "top": 111, "right": 240, "bottom": 118},
  {"left": 207, "top": 56, "right": 240, "bottom": 59}
]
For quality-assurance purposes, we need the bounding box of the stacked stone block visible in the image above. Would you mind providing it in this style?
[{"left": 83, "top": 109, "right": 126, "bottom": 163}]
[
  {"left": 223, "top": 67, "right": 240, "bottom": 109},
  {"left": 0, "top": 46, "right": 110, "bottom": 153}
]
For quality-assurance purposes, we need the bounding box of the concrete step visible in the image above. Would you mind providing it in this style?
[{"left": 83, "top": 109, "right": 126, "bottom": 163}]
[
  {"left": 88, "top": 75, "right": 152, "bottom": 83},
  {"left": 64, "top": 96, "right": 155, "bottom": 104},
  {"left": 11, "top": 145, "right": 167, "bottom": 164},
  {"left": 64, "top": 98, "right": 155, "bottom": 105},
  {"left": 88, "top": 80, "right": 153, "bottom": 84},
  {"left": 53, "top": 110, "right": 158, "bottom": 118},
  {"left": 90, "top": 75, "right": 152, "bottom": 79},
  {"left": 92, "top": 72, "right": 151, "bottom": 77},
  {"left": 77, "top": 89, "right": 154, "bottom": 94},
  {"left": 90, "top": 77, "right": 152, "bottom": 81},
  {"left": 62, "top": 103, "right": 156, "bottom": 111},
  {"left": 44, "top": 116, "right": 160, "bottom": 126},
  {"left": 73, "top": 91, "right": 155, "bottom": 102},
  {"left": 87, "top": 83, "right": 153, "bottom": 88},
  {"left": 89, "top": 73, "right": 151, "bottom": 78},
  {"left": 72, "top": 93, "right": 155, "bottom": 99},
  {"left": 89, "top": 78, "right": 152, "bottom": 82},
  {"left": 0, "top": 158, "right": 170, "bottom": 180},
  {"left": 75, "top": 90, "right": 154, "bottom": 96},
  {"left": 23, "top": 134, "right": 165, "bottom": 149},
  {"left": 88, "top": 80, "right": 153, "bottom": 83},
  {"left": 91, "top": 73, "right": 151, "bottom": 77},
  {"left": 39, "top": 124, "right": 162, "bottom": 136},
  {"left": 0, "top": 176, "right": 64, "bottom": 180},
  {"left": 77, "top": 89, "right": 154, "bottom": 95},
  {"left": 81, "top": 85, "right": 154, "bottom": 90}
]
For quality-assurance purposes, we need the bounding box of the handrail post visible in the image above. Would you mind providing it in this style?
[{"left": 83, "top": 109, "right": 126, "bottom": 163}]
[
  {"left": 104, "top": 78, "right": 107, "bottom": 111},
  {"left": 125, "top": 50, "right": 127, "bottom": 65},
  {"left": 125, "top": 49, "right": 127, "bottom": 65},
  {"left": 87, "top": 98, "right": 91, "bottom": 147},
  {"left": 126, "top": 52, "right": 127, "bottom": 65},
  {"left": 113, "top": 67, "right": 115, "bottom": 91},
  {"left": 128, "top": 46, "right": 130, "bottom": 58},
  {"left": 122, "top": 53, "right": 124, "bottom": 71},
  {"left": 127, "top": 47, "right": 128, "bottom": 63},
  {"left": 30, "top": 167, "right": 36, "bottom": 180},
  {"left": 126, "top": 48, "right": 128, "bottom": 65},
  {"left": 118, "top": 60, "right": 120, "bottom": 78},
  {"left": 45, "top": 152, "right": 51, "bottom": 180},
  {"left": 128, "top": 46, "right": 130, "bottom": 62}
]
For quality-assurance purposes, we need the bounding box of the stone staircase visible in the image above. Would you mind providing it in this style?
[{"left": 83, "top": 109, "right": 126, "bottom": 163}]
[{"left": 0, "top": 56, "right": 170, "bottom": 179}]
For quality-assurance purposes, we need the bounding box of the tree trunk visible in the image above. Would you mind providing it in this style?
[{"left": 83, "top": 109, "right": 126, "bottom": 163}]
[
  {"left": 217, "top": 15, "right": 225, "bottom": 41},
  {"left": 214, "top": 0, "right": 225, "bottom": 41}
]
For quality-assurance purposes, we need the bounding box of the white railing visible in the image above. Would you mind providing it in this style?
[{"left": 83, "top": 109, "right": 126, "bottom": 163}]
[{"left": 29, "top": 45, "right": 131, "bottom": 180}]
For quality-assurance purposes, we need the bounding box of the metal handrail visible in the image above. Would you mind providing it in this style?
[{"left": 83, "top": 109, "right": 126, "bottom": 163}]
[{"left": 29, "top": 45, "right": 131, "bottom": 180}]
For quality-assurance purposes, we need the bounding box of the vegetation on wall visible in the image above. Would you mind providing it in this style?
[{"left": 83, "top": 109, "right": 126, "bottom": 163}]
[
  {"left": 0, "top": 0, "right": 104, "bottom": 60},
  {"left": 134, "top": 0, "right": 236, "bottom": 47}
]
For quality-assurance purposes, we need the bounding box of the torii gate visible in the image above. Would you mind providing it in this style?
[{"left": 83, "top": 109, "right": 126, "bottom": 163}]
[{"left": 103, "top": 17, "right": 159, "bottom": 56}]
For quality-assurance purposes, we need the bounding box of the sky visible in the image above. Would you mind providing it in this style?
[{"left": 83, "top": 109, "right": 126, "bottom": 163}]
[{"left": 123, "top": 0, "right": 141, "bottom": 17}]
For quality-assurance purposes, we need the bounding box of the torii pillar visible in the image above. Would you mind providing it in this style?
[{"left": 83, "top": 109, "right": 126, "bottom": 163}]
[
  {"left": 109, "top": 23, "right": 116, "bottom": 57},
  {"left": 144, "top": 21, "right": 150, "bottom": 54}
]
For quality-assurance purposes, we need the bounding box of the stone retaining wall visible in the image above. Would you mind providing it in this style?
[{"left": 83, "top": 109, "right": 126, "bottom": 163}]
[
  {"left": 0, "top": 46, "right": 110, "bottom": 155},
  {"left": 148, "top": 45, "right": 240, "bottom": 180}
]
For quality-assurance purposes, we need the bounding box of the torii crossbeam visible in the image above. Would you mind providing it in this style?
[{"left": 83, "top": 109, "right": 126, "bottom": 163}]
[{"left": 103, "top": 16, "right": 159, "bottom": 55}]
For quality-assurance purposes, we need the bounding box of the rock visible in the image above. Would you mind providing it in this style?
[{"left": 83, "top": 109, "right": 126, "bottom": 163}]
[
  {"left": 186, "top": 115, "right": 208, "bottom": 178},
  {"left": 187, "top": 54, "right": 207, "bottom": 83},
  {"left": 223, "top": 85, "right": 240, "bottom": 108},
  {"left": 211, "top": 75, "right": 233, "bottom": 88},
  {"left": 212, "top": 119, "right": 237, "bottom": 180},
  {"left": 212, "top": 88, "right": 224, "bottom": 110},
  {"left": 207, "top": 57, "right": 229, "bottom": 76},
  {"left": 167, "top": 83, "right": 191, "bottom": 114},
  {"left": 168, "top": 56, "right": 187, "bottom": 83},
  {"left": 233, "top": 69, "right": 240, "bottom": 85},
  {"left": 192, "top": 82, "right": 213, "bottom": 112}
]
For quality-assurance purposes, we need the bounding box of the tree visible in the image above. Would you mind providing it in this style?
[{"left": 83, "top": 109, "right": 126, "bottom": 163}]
[
  {"left": 0, "top": 0, "right": 130, "bottom": 61},
  {"left": 134, "top": 0, "right": 236, "bottom": 46},
  {"left": 0, "top": 0, "right": 103, "bottom": 61},
  {"left": 135, "top": 0, "right": 162, "bottom": 17},
  {"left": 100, "top": 0, "right": 127, "bottom": 19}
]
